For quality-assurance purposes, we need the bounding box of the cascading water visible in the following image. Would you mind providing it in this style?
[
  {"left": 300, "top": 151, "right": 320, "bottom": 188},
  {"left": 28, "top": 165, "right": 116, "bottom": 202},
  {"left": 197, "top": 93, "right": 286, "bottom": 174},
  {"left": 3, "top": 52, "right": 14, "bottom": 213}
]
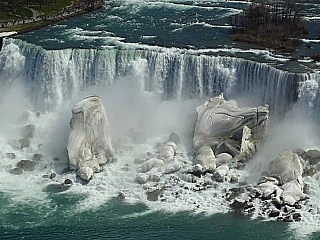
[{"left": 2, "top": 38, "right": 317, "bottom": 118}]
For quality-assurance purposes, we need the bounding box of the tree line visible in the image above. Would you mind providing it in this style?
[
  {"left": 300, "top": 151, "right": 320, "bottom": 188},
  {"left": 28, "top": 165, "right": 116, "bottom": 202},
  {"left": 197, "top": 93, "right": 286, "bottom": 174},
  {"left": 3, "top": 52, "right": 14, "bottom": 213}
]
[{"left": 230, "top": 0, "right": 306, "bottom": 31}]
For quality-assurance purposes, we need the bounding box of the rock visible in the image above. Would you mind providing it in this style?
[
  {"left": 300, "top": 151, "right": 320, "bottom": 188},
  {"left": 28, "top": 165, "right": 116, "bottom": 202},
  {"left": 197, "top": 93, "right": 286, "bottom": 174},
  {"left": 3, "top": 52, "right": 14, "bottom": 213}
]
[
  {"left": 64, "top": 179, "right": 72, "bottom": 184},
  {"left": 193, "top": 94, "right": 268, "bottom": 158},
  {"left": 33, "top": 153, "right": 44, "bottom": 162},
  {"left": 226, "top": 187, "right": 244, "bottom": 201},
  {"left": 147, "top": 189, "right": 161, "bottom": 201},
  {"left": 67, "top": 95, "right": 114, "bottom": 181},
  {"left": 108, "top": 157, "right": 118, "bottom": 164},
  {"left": 195, "top": 146, "right": 216, "bottom": 171},
  {"left": 146, "top": 152, "right": 153, "bottom": 158},
  {"left": 302, "top": 149, "right": 320, "bottom": 165},
  {"left": 53, "top": 157, "right": 60, "bottom": 161},
  {"left": 269, "top": 149, "right": 304, "bottom": 184},
  {"left": 121, "top": 167, "right": 130, "bottom": 172},
  {"left": 258, "top": 181, "right": 279, "bottom": 199},
  {"left": 7, "top": 153, "right": 16, "bottom": 159},
  {"left": 216, "top": 153, "right": 233, "bottom": 167},
  {"left": 230, "top": 176, "right": 238, "bottom": 183},
  {"left": 19, "top": 138, "right": 30, "bottom": 149},
  {"left": 283, "top": 217, "right": 293, "bottom": 222},
  {"left": 136, "top": 173, "right": 149, "bottom": 184},
  {"left": 9, "top": 167, "right": 23, "bottom": 175},
  {"left": 258, "top": 176, "right": 279, "bottom": 186},
  {"left": 134, "top": 158, "right": 145, "bottom": 164},
  {"left": 214, "top": 164, "right": 229, "bottom": 181},
  {"left": 231, "top": 198, "right": 246, "bottom": 209},
  {"left": 117, "top": 192, "right": 125, "bottom": 200},
  {"left": 21, "top": 124, "right": 35, "bottom": 138},
  {"left": 269, "top": 208, "right": 280, "bottom": 217},
  {"left": 305, "top": 167, "right": 316, "bottom": 177},
  {"left": 159, "top": 142, "right": 177, "bottom": 163},
  {"left": 169, "top": 132, "right": 180, "bottom": 145},
  {"left": 42, "top": 174, "right": 49, "bottom": 178},
  {"left": 292, "top": 148, "right": 306, "bottom": 157},
  {"left": 8, "top": 138, "right": 30, "bottom": 150},
  {"left": 16, "top": 160, "right": 36, "bottom": 171},
  {"left": 292, "top": 213, "right": 301, "bottom": 221},
  {"left": 238, "top": 181, "right": 247, "bottom": 186},
  {"left": 50, "top": 173, "right": 56, "bottom": 179},
  {"left": 269, "top": 149, "right": 306, "bottom": 206}
]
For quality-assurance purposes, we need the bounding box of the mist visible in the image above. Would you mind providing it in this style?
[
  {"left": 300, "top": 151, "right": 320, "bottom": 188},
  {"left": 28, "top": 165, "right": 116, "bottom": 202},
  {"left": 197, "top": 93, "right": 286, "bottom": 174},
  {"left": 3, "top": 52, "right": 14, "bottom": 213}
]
[{"left": 246, "top": 105, "right": 320, "bottom": 183}]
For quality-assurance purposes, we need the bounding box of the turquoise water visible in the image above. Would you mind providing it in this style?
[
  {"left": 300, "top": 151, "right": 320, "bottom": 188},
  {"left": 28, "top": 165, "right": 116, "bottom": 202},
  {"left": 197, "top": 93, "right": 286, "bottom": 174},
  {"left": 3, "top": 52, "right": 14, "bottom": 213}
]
[{"left": 0, "top": 191, "right": 293, "bottom": 240}]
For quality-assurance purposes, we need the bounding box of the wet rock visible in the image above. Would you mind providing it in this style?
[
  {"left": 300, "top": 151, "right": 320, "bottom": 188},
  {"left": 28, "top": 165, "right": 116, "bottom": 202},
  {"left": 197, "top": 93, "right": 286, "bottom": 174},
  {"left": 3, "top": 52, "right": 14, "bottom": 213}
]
[
  {"left": 216, "top": 153, "right": 233, "bottom": 167},
  {"left": 33, "top": 153, "right": 44, "bottom": 162},
  {"left": 7, "top": 153, "right": 16, "bottom": 159},
  {"left": 108, "top": 157, "right": 118, "bottom": 164},
  {"left": 19, "top": 138, "right": 30, "bottom": 149},
  {"left": 50, "top": 173, "right": 56, "bottom": 179},
  {"left": 147, "top": 189, "right": 161, "bottom": 201},
  {"left": 156, "top": 142, "right": 164, "bottom": 148},
  {"left": 305, "top": 167, "right": 316, "bottom": 177},
  {"left": 146, "top": 152, "right": 153, "bottom": 158},
  {"left": 9, "top": 167, "right": 23, "bottom": 175},
  {"left": 42, "top": 174, "right": 49, "bottom": 178},
  {"left": 231, "top": 198, "right": 246, "bottom": 209},
  {"left": 226, "top": 187, "right": 244, "bottom": 201},
  {"left": 16, "top": 160, "right": 36, "bottom": 171},
  {"left": 64, "top": 179, "right": 72, "bottom": 184},
  {"left": 214, "top": 164, "right": 229, "bottom": 182},
  {"left": 53, "top": 157, "right": 60, "bottom": 161},
  {"left": 169, "top": 132, "right": 180, "bottom": 145},
  {"left": 230, "top": 176, "right": 238, "bottom": 183},
  {"left": 239, "top": 181, "right": 247, "bottom": 186},
  {"left": 21, "top": 124, "right": 35, "bottom": 138},
  {"left": 283, "top": 217, "right": 293, "bottom": 222},
  {"left": 292, "top": 213, "right": 301, "bottom": 221},
  {"left": 302, "top": 149, "right": 320, "bottom": 165},
  {"left": 121, "top": 167, "right": 130, "bottom": 172},
  {"left": 303, "top": 184, "right": 310, "bottom": 194},
  {"left": 134, "top": 158, "right": 145, "bottom": 164},
  {"left": 292, "top": 149, "right": 306, "bottom": 157},
  {"left": 117, "top": 192, "right": 125, "bottom": 200},
  {"left": 269, "top": 208, "right": 280, "bottom": 217}
]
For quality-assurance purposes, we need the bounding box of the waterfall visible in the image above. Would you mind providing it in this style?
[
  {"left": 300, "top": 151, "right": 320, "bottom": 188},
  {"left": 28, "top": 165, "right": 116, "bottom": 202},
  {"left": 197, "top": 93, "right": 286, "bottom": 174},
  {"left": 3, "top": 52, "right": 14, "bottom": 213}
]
[{"left": 0, "top": 38, "right": 318, "bottom": 117}]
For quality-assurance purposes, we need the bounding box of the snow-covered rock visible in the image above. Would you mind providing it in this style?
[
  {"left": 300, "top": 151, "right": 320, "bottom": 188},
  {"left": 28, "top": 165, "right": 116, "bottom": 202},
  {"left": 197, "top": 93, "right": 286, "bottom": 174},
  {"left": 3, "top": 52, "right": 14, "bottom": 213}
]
[
  {"left": 193, "top": 93, "right": 268, "bottom": 157},
  {"left": 67, "top": 95, "right": 114, "bottom": 181},
  {"left": 269, "top": 149, "right": 306, "bottom": 205}
]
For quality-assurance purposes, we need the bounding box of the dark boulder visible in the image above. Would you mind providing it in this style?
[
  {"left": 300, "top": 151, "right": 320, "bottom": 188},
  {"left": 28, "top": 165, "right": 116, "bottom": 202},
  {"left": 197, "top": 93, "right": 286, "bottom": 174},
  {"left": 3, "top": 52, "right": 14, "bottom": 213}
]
[
  {"left": 9, "top": 167, "right": 23, "bottom": 175},
  {"left": 169, "top": 132, "right": 181, "bottom": 145},
  {"left": 147, "top": 189, "right": 161, "bottom": 201},
  {"left": 19, "top": 138, "right": 30, "bottom": 149},
  {"left": 117, "top": 192, "right": 125, "bottom": 200},
  {"left": 64, "top": 179, "right": 73, "bottom": 184},
  {"left": 16, "top": 160, "right": 36, "bottom": 171},
  {"left": 231, "top": 199, "right": 246, "bottom": 209},
  {"left": 21, "top": 124, "right": 35, "bottom": 138},
  {"left": 269, "top": 208, "right": 280, "bottom": 217},
  {"left": 33, "top": 153, "right": 44, "bottom": 162},
  {"left": 7, "top": 153, "right": 16, "bottom": 159},
  {"left": 50, "top": 173, "right": 57, "bottom": 179},
  {"left": 302, "top": 150, "right": 320, "bottom": 165}
]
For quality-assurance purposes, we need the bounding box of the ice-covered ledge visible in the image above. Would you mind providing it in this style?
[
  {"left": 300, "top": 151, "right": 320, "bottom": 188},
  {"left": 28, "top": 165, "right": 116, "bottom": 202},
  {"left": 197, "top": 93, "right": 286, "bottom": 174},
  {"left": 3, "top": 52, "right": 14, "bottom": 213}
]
[{"left": 67, "top": 95, "right": 114, "bottom": 181}]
